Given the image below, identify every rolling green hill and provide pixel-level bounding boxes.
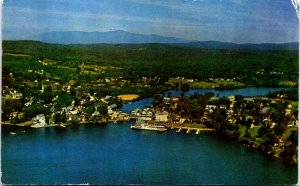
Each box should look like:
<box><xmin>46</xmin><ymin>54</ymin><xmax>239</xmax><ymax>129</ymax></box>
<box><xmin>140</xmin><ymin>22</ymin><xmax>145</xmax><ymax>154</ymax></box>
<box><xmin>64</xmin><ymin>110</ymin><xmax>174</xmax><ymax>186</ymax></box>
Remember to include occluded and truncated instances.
<box><xmin>3</xmin><ymin>40</ymin><xmax>298</xmax><ymax>86</ymax></box>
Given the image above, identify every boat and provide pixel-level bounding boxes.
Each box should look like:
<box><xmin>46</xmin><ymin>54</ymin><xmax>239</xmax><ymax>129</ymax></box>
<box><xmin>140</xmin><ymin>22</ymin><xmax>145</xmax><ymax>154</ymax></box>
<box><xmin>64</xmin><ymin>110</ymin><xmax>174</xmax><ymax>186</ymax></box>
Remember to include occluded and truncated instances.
<box><xmin>130</xmin><ymin>123</ymin><xmax>167</xmax><ymax>132</ymax></box>
<box><xmin>9</xmin><ymin>132</ymin><xmax>16</xmax><ymax>135</ymax></box>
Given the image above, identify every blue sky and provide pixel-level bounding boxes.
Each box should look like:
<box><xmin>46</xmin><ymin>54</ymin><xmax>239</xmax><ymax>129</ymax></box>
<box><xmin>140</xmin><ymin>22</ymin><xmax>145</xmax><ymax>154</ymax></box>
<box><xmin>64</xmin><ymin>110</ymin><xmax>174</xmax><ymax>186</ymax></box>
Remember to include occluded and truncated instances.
<box><xmin>3</xmin><ymin>0</ymin><xmax>299</xmax><ymax>43</ymax></box>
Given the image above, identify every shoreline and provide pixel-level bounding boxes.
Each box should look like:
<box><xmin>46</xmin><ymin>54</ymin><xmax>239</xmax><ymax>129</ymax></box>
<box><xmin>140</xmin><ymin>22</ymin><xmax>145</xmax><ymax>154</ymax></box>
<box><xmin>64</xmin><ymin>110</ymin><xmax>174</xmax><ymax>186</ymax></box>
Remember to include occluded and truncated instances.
<box><xmin>2</xmin><ymin>87</ymin><xmax>297</xmax><ymax>165</ymax></box>
<box><xmin>2</xmin><ymin>121</ymin><xmax>297</xmax><ymax>165</ymax></box>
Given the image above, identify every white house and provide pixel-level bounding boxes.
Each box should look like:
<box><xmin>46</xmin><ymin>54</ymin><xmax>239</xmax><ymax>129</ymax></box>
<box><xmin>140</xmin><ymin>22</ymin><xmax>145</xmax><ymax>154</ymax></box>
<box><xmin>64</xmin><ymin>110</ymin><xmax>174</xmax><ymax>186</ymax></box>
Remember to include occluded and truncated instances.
<box><xmin>31</xmin><ymin>114</ymin><xmax>47</xmax><ymax>128</ymax></box>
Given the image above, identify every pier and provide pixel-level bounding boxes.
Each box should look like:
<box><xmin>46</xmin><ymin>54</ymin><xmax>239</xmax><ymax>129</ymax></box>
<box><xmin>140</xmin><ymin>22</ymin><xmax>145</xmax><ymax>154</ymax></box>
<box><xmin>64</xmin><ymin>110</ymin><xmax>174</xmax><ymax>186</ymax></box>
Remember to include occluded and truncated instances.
<box><xmin>174</xmin><ymin>126</ymin><xmax>215</xmax><ymax>134</ymax></box>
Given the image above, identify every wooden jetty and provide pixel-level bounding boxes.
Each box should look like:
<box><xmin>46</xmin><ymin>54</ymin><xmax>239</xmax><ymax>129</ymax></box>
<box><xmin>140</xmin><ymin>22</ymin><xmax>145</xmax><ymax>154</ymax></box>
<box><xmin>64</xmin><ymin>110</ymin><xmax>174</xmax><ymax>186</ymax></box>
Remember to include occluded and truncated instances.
<box><xmin>176</xmin><ymin>128</ymin><xmax>182</xmax><ymax>133</ymax></box>
<box><xmin>174</xmin><ymin>126</ymin><xmax>215</xmax><ymax>135</ymax></box>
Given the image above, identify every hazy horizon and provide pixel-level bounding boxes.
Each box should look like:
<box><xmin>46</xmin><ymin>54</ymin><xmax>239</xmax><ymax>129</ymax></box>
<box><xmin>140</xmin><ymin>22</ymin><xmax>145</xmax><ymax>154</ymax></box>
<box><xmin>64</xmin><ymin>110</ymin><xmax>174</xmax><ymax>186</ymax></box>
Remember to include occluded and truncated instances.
<box><xmin>3</xmin><ymin>0</ymin><xmax>299</xmax><ymax>43</ymax></box>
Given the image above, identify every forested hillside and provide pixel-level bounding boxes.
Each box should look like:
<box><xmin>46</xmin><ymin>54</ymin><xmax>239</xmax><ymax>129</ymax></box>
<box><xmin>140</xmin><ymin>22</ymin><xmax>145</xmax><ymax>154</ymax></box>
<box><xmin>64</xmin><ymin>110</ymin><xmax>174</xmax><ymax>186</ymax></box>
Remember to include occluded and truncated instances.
<box><xmin>3</xmin><ymin>40</ymin><xmax>298</xmax><ymax>86</ymax></box>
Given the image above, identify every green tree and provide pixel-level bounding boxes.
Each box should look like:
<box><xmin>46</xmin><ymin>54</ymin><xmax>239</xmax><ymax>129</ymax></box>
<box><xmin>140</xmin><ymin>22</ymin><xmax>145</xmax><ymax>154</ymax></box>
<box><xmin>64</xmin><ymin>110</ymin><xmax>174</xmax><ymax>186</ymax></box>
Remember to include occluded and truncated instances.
<box><xmin>280</xmin><ymin>144</ymin><xmax>297</xmax><ymax>163</ymax></box>
<box><xmin>274</xmin><ymin>121</ymin><xmax>287</xmax><ymax>136</ymax></box>
<box><xmin>245</xmin><ymin>118</ymin><xmax>253</xmax><ymax>127</ymax></box>
<box><xmin>24</xmin><ymin>103</ymin><xmax>48</xmax><ymax>119</ymax></box>
<box><xmin>270</xmin><ymin>110</ymin><xmax>284</xmax><ymax>122</ymax></box>
<box><xmin>55</xmin><ymin>93</ymin><xmax>73</xmax><ymax>109</ymax></box>
<box><xmin>181</xmin><ymin>83</ymin><xmax>190</xmax><ymax>91</ymax></box>
<box><xmin>2</xmin><ymin>99</ymin><xmax>22</xmax><ymax>121</ymax></box>
<box><xmin>97</xmin><ymin>102</ymin><xmax>108</xmax><ymax>115</ymax></box>
<box><xmin>86</xmin><ymin>105</ymin><xmax>96</xmax><ymax>115</ymax></box>
<box><xmin>152</xmin><ymin>94</ymin><xmax>164</xmax><ymax>107</ymax></box>
<box><xmin>54</xmin><ymin>112</ymin><xmax>67</xmax><ymax>124</ymax></box>
<box><xmin>288</xmin><ymin>130</ymin><xmax>298</xmax><ymax>145</ymax></box>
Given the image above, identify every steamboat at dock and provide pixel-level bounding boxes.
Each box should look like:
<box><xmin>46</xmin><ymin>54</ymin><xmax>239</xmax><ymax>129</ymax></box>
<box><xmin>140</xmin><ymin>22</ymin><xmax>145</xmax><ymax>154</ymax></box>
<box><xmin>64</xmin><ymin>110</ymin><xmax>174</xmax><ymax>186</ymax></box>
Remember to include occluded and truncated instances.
<box><xmin>130</xmin><ymin>122</ymin><xmax>167</xmax><ymax>132</ymax></box>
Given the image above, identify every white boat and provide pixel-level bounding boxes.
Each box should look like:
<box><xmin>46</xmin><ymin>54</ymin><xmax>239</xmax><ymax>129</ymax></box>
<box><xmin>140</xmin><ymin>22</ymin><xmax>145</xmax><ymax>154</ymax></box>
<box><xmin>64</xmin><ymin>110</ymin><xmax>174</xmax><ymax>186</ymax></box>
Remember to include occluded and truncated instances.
<box><xmin>130</xmin><ymin>123</ymin><xmax>167</xmax><ymax>132</ymax></box>
<box><xmin>9</xmin><ymin>132</ymin><xmax>16</xmax><ymax>135</ymax></box>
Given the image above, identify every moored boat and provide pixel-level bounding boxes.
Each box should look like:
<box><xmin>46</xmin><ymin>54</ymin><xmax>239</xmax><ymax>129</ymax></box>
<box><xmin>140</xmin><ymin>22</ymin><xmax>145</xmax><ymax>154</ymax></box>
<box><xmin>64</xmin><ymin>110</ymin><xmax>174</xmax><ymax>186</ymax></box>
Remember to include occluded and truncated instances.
<box><xmin>130</xmin><ymin>123</ymin><xmax>167</xmax><ymax>132</ymax></box>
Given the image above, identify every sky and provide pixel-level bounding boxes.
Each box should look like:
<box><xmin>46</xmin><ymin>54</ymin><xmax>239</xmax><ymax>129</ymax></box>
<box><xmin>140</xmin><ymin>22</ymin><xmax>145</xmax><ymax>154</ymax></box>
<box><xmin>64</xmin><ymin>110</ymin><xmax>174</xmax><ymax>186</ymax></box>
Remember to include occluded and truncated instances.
<box><xmin>3</xmin><ymin>0</ymin><xmax>299</xmax><ymax>43</ymax></box>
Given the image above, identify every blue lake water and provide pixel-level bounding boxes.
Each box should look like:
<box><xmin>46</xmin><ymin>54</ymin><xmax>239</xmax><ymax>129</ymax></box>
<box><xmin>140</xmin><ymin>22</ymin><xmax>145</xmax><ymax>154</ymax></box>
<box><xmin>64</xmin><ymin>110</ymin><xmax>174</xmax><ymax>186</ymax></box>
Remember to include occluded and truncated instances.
<box><xmin>2</xmin><ymin>87</ymin><xmax>297</xmax><ymax>184</ymax></box>
<box><xmin>121</xmin><ymin>87</ymin><xmax>285</xmax><ymax>113</ymax></box>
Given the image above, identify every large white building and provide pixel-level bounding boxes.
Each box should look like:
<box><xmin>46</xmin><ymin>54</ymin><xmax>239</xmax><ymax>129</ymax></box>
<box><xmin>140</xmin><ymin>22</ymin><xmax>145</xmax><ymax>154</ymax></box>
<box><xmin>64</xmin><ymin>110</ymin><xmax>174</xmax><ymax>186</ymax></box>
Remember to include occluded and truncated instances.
<box><xmin>155</xmin><ymin>111</ymin><xmax>169</xmax><ymax>122</ymax></box>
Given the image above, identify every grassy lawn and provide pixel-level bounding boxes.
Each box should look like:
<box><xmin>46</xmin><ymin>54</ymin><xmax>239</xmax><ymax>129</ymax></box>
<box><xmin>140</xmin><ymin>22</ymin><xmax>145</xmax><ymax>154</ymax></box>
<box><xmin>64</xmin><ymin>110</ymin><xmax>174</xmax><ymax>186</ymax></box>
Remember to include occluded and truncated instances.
<box><xmin>182</xmin><ymin>123</ymin><xmax>206</xmax><ymax>128</ymax></box>
<box><xmin>17</xmin><ymin>120</ymin><xmax>33</xmax><ymax>126</ymax></box>
<box><xmin>2</xmin><ymin>120</ymin><xmax>34</xmax><ymax>126</ymax></box>
<box><xmin>238</xmin><ymin>124</ymin><xmax>261</xmax><ymax>138</ymax></box>
<box><xmin>278</xmin><ymin>81</ymin><xmax>297</xmax><ymax>86</ymax></box>
<box><xmin>78</xmin><ymin>64</ymin><xmax>118</xmax><ymax>74</ymax></box>
<box><xmin>249</xmin><ymin>125</ymin><xmax>261</xmax><ymax>137</ymax></box>
<box><xmin>213</xmin><ymin>80</ymin><xmax>245</xmax><ymax>87</ymax></box>
<box><xmin>189</xmin><ymin>81</ymin><xmax>219</xmax><ymax>88</ymax></box>
<box><xmin>238</xmin><ymin>125</ymin><xmax>246</xmax><ymax>138</ymax></box>
<box><xmin>189</xmin><ymin>80</ymin><xmax>245</xmax><ymax>88</ymax></box>
<box><xmin>57</xmin><ymin>65</ymin><xmax>77</xmax><ymax>72</ymax></box>
<box><xmin>290</xmin><ymin>101</ymin><xmax>298</xmax><ymax>109</ymax></box>
<box><xmin>255</xmin><ymin>137</ymin><xmax>266</xmax><ymax>144</ymax></box>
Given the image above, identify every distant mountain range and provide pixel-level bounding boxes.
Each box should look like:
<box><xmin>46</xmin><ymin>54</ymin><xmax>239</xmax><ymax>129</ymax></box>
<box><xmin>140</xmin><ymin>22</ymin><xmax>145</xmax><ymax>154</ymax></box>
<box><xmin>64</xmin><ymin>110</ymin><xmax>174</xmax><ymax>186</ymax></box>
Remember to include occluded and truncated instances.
<box><xmin>27</xmin><ymin>30</ymin><xmax>189</xmax><ymax>44</ymax></box>
<box><xmin>174</xmin><ymin>41</ymin><xmax>299</xmax><ymax>50</ymax></box>
<box><xmin>25</xmin><ymin>30</ymin><xmax>298</xmax><ymax>50</ymax></box>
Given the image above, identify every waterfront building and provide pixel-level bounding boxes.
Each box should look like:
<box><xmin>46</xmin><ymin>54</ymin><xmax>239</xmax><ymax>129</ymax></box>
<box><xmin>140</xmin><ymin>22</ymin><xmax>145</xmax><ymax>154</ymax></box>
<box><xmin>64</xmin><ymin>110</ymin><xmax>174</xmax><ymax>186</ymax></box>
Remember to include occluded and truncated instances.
<box><xmin>155</xmin><ymin>111</ymin><xmax>169</xmax><ymax>123</ymax></box>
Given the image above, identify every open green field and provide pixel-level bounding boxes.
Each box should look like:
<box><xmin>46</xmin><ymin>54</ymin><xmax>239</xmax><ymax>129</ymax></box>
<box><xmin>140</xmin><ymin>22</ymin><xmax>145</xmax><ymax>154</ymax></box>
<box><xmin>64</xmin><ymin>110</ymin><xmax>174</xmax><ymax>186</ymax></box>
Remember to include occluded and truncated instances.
<box><xmin>182</xmin><ymin>123</ymin><xmax>207</xmax><ymax>128</ymax></box>
<box><xmin>189</xmin><ymin>81</ymin><xmax>219</xmax><ymax>88</ymax></box>
<box><xmin>213</xmin><ymin>80</ymin><xmax>245</xmax><ymax>87</ymax></box>
<box><xmin>188</xmin><ymin>80</ymin><xmax>245</xmax><ymax>89</ymax></box>
<box><xmin>249</xmin><ymin>125</ymin><xmax>261</xmax><ymax>137</ymax></box>
<box><xmin>278</xmin><ymin>81</ymin><xmax>297</xmax><ymax>86</ymax></box>
<box><xmin>238</xmin><ymin>124</ymin><xmax>261</xmax><ymax>138</ymax></box>
<box><xmin>1</xmin><ymin>120</ymin><xmax>33</xmax><ymax>126</ymax></box>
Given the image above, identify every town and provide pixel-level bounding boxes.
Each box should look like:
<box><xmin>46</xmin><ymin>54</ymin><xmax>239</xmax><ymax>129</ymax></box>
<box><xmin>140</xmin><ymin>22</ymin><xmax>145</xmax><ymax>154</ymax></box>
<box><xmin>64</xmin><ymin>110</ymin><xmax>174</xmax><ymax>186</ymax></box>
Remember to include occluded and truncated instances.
<box><xmin>2</xmin><ymin>60</ymin><xmax>298</xmax><ymax>164</ymax></box>
<box><xmin>2</xmin><ymin>0</ymin><xmax>299</xmax><ymax>184</ymax></box>
<box><xmin>129</xmin><ymin>92</ymin><xmax>298</xmax><ymax>164</ymax></box>
<box><xmin>2</xmin><ymin>42</ymin><xmax>298</xmax><ymax>165</ymax></box>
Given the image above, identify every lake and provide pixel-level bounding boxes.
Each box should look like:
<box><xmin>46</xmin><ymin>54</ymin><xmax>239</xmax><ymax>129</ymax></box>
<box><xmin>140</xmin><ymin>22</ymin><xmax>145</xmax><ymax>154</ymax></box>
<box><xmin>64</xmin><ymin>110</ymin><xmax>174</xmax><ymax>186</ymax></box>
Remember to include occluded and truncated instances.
<box><xmin>2</xmin><ymin>87</ymin><xmax>297</xmax><ymax>184</ymax></box>
<box><xmin>121</xmin><ymin>87</ymin><xmax>286</xmax><ymax>113</ymax></box>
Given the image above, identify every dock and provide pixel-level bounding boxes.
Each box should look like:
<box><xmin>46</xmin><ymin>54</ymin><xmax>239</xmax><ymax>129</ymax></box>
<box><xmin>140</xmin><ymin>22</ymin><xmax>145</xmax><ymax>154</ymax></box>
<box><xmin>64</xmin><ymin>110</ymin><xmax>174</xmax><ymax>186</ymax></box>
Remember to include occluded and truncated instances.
<box><xmin>176</xmin><ymin>128</ymin><xmax>182</xmax><ymax>133</ymax></box>
<box><xmin>174</xmin><ymin>126</ymin><xmax>215</xmax><ymax>134</ymax></box>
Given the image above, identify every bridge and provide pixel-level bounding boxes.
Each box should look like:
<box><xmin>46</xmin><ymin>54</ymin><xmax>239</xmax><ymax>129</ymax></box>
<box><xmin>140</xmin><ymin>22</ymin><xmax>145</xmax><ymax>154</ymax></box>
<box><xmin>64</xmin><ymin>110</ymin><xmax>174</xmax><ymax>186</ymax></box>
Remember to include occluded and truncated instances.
<box><xmin>174</xmin><ymin>126</ymin><xmax>215</xmax><ymax>134</ymax></box>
